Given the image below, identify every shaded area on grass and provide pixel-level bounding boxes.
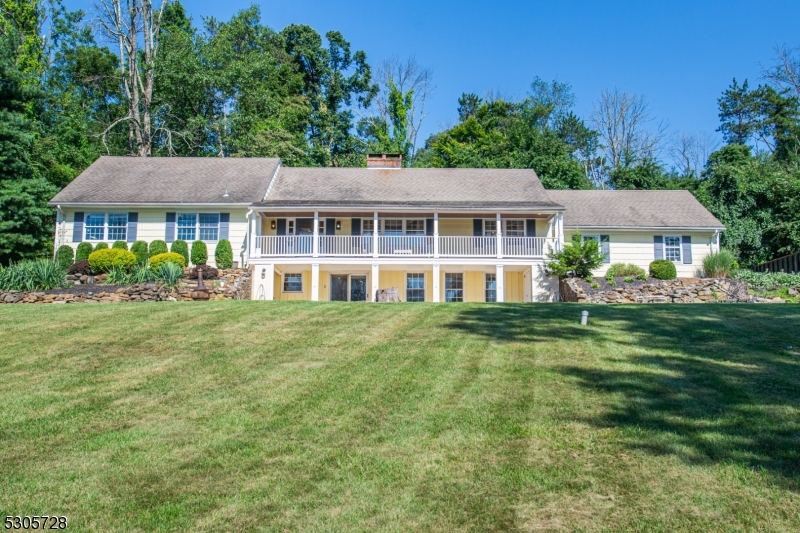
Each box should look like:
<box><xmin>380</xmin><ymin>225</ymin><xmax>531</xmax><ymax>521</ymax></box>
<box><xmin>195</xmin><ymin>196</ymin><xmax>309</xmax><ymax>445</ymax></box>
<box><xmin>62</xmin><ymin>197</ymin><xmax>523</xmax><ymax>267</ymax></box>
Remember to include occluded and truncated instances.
<box><xmin>447</xmin><ymin>304</ymin><xmax>800</xmax><ymax>486</ymax></box>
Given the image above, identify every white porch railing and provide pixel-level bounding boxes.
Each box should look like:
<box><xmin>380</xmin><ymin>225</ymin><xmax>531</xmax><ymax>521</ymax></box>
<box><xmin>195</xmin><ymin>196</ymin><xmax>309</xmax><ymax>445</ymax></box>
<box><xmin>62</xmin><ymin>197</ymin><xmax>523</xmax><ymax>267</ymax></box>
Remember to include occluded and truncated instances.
<box><xmin>253</xmin><ymin>235</ymin><xmax>557</xmax><ymax>259</ymax></box>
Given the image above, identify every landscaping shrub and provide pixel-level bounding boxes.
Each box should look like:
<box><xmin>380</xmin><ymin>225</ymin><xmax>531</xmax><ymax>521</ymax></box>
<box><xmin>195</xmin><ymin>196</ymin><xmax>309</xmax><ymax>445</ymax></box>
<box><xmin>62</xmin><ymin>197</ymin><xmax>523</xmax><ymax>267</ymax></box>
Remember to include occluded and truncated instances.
<box><xmin>128</xmin><ymin>264</ymin><xmax>155</xmax><ymax>284</ymax></box>
<box><xmin>188</xmin><ymin>265</ymin><xmax>219</xmax><ymax>279</ymax></box>
<box><xmin>67</xmin><ymin>260</ymin><xmax>93</xmax><ymax>276</ymax></box>
<box><xmin>170</xmin><ymin>239</ymin><xmax>189</xmax><ymax>266</ymax></box>
<box><xmin>155</xmin><ymin>261</ymin><xmax>183</xmax><ymax>287</ymax></box>
<box><xmin>112</xmin><ymin>240</ymin><xmax>128</xmax><ymax>250</ymax></box>
<box><xmin>0</xmin><ymin>260</ymin><xmax>68</xmax><ymax>291</ymax></box>
<box><xmin>104</xmin><ymin>266</ymin><xmax>129</xmax><ymax>285</ymax></box>
<box><xmin>605</xmin><ymin>263</ymin><xmax>647</xmax><ymax>281</ymax></box>
<box><xmin>88</xmin><ymin>249</ymin><xmax>137</xmax><ymax>273</ymax></box>
<box><xmin>731</xmin><ymin>269</ymin><xmax>800</xmax><ymax>289</ymax></box>
<box><xmin>703</xmin><ymin>249</ymin><xmax>737</xmax><ymax>278</ymax></box>
<box><xmin>149</xmin><ymin>252</ymin><xmax>186</xmax><ymax>270</ymax></box>
<box><xmin>191</xmin><ymin>240</ymin><xmax>207</xmax><ymax>266</ymax></box>
<box><xmin>55</xmin><ymin>245</ymin><xmax>74</xmax><ymax>269</ymax></box>
<box><xmin>546</xmin><ymin>233</ymin><xmax>604</xmax><ymax>278</ymax></box>
<box><xmin>215</xmin><ymin>239</ymin><xmax>233</xmax><ymax>269</ymax></box>
<box><xmin>149</xmin><ymin>240</ymin><xmax>168</xmax><ymax>257</ymax></box>
<box><xmin>649</xmin><ymin>259</ymin><xmax>677</xmax><ymax>280</ymax></box>
<box><xmin>94</xmin><ymin>242</ymin><xmax>109</xmax><ymax>251</ymax></box>
<box><xmin>130</xmin><ymin>241</ymin><xmax>148</xmax><ymax>265</ymax></box>
<box><xmin>623</xmin><ymin>276</ymin><xmax>635</xmax><ymax>283</ymax></box>
<box><xmin>75</xmin><ymin>242</ymin><xmax>93</xmax><ymax>262</ymax></box>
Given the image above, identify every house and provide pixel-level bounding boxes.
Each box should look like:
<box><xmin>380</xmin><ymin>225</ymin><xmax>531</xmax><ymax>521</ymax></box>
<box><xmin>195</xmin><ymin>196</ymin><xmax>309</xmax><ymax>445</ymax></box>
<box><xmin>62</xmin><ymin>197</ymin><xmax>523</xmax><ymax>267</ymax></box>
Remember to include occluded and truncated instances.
<box><xmin>49</xmin><ymin>154</ymin><xmax>724</xmax><ymax>302</ymax></box>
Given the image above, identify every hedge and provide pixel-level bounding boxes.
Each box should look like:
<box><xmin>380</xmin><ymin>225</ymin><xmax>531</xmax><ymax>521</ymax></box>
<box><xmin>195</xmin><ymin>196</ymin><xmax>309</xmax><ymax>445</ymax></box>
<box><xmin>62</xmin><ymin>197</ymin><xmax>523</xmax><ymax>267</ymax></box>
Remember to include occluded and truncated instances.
<box><xmin>75</xmin><ymin>242</ymin><xmax>93</xmax><ymax>262</ymax></box>
<box><xmin>149</xmin><ymin>240</ymin><xmax>168</xmax><ymax>257</ymax></box>
<box><xmin>112</xmin><ymin>240</ymin><xmax>128</xmax><ymax>250</ymax></box>
<box><xmin>94</xmin><ymin>242</ymin><xmax>109</xmax><ymax>251</ymax></box>
<box><xmin>55</xmin><ymin>245</ymin><xmax>74</xmax><ymax>269</ymax></box>
<box><xmin>130</xmin><ymin>241</ymin><xmax>148</xmax><ymax>265</ymax></box>
<box><xmin>88</xmin><ymin>248</ymin><xmax>137</xmax><ymax>273</ymax></box>
<box><xmin>170</xmin><ymin>239</ymin><xmax>190</xmax><ymax>266</ymax></box>
<box><xmin>191</xmin><ymin>240</ymin><xmax>207</xmax><ymax>266</ymax></box>
<box><xmin>649</xmin><ymin>260</ymin><xmax>677</xmax><ymax>280</ymax></box>
<box><xmin>149</xmin><ymin>252</ymin><xmax>187</xmax><ymax>270</ymax></box>
<box><xmin>215</xmin><ymin>239</ymin><xmax>233</xmax><ymax>269</ymax></box>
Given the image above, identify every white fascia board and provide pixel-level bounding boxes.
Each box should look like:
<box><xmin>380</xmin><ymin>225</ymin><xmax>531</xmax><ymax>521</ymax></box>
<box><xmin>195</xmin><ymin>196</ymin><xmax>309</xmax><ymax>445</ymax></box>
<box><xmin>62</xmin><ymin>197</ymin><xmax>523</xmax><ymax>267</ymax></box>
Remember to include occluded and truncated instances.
<box><xmin>250</xmin><ymin>205</ymin><xmax>565</xmax><ymax>214</ymax></box>
<box><xmin>50</xmin><ymin>202</ymin><xmax>251</xmax><ymax>208</ymax></box>
<box><xmin>565</xmin><ymin>225</ymin><xmax>725</xmax><ymax>231</ymax></box>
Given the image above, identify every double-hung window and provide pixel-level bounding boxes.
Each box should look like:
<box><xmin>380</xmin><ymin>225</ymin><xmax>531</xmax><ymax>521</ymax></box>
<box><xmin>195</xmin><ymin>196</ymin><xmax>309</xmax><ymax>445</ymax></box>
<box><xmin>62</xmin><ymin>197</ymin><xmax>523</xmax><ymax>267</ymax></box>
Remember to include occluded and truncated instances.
<box><xmin>177</xmin><ymin>214</ymin><xmax>197</xmax><ymax>241</ymax></box>
<box><xmin>484</xmin><ymin>220</ymin><xmax>497</xmax><ymax>236</ymax></box>
<box><xmin>85</xmin><ymin>213</ymin><xmax>127</xmax><ymax>241</ymax></box>
<box><xmin>362</xmin><ymin>219</ymin><xmax>374</xmax><ymax>235</ymax></box>
<box><xmin>505</xmin><ymin>220</ymin><xmax>525</xmax><ymax>237</ymax></box>
<box><xmin>199</xmin><ymin>214</ymin><xmax>220</xmax><ymax>240</ymax></box>
<box><xmin>283</xmin><ymin>273</ymin><xmax>303</xmax><ymax>292</ymax></box>
<box><xmin>445</xmin><ymin>273</ymin><xmax>463</xmax><ymax>302</ymax></box>
<box><xmin>177</xmin><ymin>213</ymin><xmax>221</xmax><ymax>241</ymax></box>
<box><xmin>405</xmin><ymin>220</ymin><xmax>425</xmax><ymax>235</ymax></box>
<box><xmin>406</xmin><ymin>273</ymin><xmax>425</xmax><ymax>302</ymax></box>
<box><xmin>664</xmin><ymin>236</ymin><xmax>682</xmax><ymax>262</ymax></box>
<box><xmin>485</xmin><ymin>273</ymin><xmax>497</xmax><ymax>302</ymax></box>
<box><xmin>383</xmin><ymin>219</ymin><xmax>403</xmax><ymax>235</ymax></box>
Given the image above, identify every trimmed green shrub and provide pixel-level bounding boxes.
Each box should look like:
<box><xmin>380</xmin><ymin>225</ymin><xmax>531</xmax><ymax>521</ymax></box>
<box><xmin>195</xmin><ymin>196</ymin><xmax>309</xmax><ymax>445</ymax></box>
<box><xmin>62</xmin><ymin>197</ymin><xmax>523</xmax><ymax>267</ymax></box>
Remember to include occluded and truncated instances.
<box><xmin>215</xmin><ymin>239</ymin><xmax>233</xmax><ymax>269</ymax></box>
<box><xmin>130</xmin><ymin>241</ymin><xmax>148</xmax><ymax>265</ymax></box>
<box><xmin>155</xmin><ymin>261</ymin><xmax>183</xmax><ymax>287</ymax></box>
<box><xmin>149</xmin><ymin>240</ymin><xmax>168</xmax><ymax>257</ymax></box>
<box><xmin>55</xmin><ymin>245</ymin><xmax>74</xmax><ymax>269</ymax></box>
<box><xmin>88</xmin><ymin>249</ymin><xmax>137</xmax><ymax>273</ymax></box>
<box><xmin>546</xmin><ymin>232</ymin><xmax>604</xmax><ymax>278</ymax></box>
<box><xmin>649</xmin><ymin>260</ymin><xmax>677</xmax><ymax>280</ymax></box>
<box><xmin>703</xmin><ymin>249</ymin><xmax>737</xmax><ymax>278</ymax></box>
<box><xmin>191</xmin><ymin>240</ymin><xmax>208</xmax><ymax>266</ymax></box>
<box><xmin>170</xmin><ymin>239</ymin><xmax>189</xmax><ymax>266</ymax></box>
<box><xmin>149</xmin><ymin>252</ymin><xmax>186</xmax><ymax>270</ymax></box>
<box><xmin>75</xmin><ymin>242</ymin><xmax>93</xmax><ymax>262</ymax></box>
<box><xmin>112</xmin><ymin>240</ymin><xmax>128</xmax><ymax>250</ymax></box>
<box><xmin>605</xmin><ymin>263</ymin><xmax>647</xmax><ymax>281</ymax></box>
<box><xmin>94</xmin><ymin>242</ymin><xmax>109</xmax><ymax>251</ymax></box>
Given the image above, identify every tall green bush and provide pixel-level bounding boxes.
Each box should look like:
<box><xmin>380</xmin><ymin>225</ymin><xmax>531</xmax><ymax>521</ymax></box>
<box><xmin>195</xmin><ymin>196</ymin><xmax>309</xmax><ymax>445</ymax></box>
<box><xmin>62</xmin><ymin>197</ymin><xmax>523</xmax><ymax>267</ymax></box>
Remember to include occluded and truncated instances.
<box><xmin>75</xmin><ymin>242</ymin><xmax>93</xmax><ymax>262</ymax></box>
<box><xmin>94</xmin><ymin>242</ymin><xmax>109</xmax><ymax>251</ymax></box>
<box><xmin>112</xmin><ymin>240</ymin><xmax>128</xmax><ymax>250</ymax></box>
<box><xmin>546</xmin><ymin>233</ymin><xmax>604</xmax><ymax>278</ymax></box>
<box><xmin>170</xmin><ymin>239</ymin><xmax>189</xmax><ymax>266</ymax></box>
<box><xmin>149</xmin><ymin>240</ymin><xmax>168</xmax><ymax>257</ymax></box>
<box><xmin>703</xmin><ymin>249</ymin><xmax>737</xmax><ymax>278</ymax></box>
<box><xmin>649</xmin><ymin>260</ymin><xmax>677</xmax><ymax>280</ymax></box>
<box><xmin>55</xmin><ymin>245</ymin><xmax>74</xmax><ymax>269</ymax></box>
<box><xmin>88</xmin><ymin>249</ymin><xmax>137</xmax><ymax>273</ymax></box>
<box><xmin>215</xmin><ymin>239</ymin><xmax>233</xmax><ymax>269</ymax></box>
<box><xmin>191</xmin><ymin>240</ymin><xmax>208</xmax><ymax>266</ymax></box>
<box><xmin>130</xmin><ymin>241</ymin><xmax>148</xmax><ymax>265</ymax></box>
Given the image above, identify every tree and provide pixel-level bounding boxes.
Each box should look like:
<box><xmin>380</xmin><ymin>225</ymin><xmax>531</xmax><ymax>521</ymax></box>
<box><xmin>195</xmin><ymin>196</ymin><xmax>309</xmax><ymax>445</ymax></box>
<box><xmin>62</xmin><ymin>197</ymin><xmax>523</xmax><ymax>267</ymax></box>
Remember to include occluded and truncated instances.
<box><xmin>546</xmin><ymin>232</ymin><xmax>604</xmax><ymax>278</ymax></box>
<box><xmin>717</xmin><ymin>79</ymin><xmax>759</xmax><ymax>146</ymax></box>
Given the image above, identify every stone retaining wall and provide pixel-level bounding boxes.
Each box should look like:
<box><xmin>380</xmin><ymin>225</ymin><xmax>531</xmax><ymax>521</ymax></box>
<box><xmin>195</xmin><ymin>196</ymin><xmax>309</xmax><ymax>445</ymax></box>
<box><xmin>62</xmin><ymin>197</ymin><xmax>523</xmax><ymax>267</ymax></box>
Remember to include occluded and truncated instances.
<box><xmin>560</xmin><ymin>277</ymin><xmax>776</xmax><ymax>304</ymax></box>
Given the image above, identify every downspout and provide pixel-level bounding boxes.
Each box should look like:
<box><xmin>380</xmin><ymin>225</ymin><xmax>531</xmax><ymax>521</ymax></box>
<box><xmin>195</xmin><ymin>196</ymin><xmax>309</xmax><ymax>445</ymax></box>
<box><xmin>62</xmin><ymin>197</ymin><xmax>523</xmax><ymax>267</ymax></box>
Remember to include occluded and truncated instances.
<box><xmin>54</xmin><ymin>205</ymin><xmax>65</xmax><ymax>258</ymax></box>
<box><xmin>244</xmin><ymin>208</ymin><xmax>253</xmax><ymax>268</ymax></box>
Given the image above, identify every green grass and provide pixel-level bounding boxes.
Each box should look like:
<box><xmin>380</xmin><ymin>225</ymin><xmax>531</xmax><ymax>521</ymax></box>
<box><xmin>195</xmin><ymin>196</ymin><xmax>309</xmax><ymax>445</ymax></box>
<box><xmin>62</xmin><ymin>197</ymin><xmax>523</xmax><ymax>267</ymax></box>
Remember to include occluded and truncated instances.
<box><xmin>1</xmin><ymin>302</ymin><xmax>799</xmax><ymax>532</ymax></box>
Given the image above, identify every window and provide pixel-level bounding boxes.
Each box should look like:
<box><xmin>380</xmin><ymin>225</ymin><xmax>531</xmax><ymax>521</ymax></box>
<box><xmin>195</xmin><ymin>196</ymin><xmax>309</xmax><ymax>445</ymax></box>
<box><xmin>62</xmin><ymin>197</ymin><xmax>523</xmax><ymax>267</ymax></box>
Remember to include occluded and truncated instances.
<box><xmin>505</xmin><ymin>220</ymin><xmax>525</xmax><ymax>237</ymax></box>
<box><xmin>406</xmin><ymin>220</ymin><xmax>425</xmax><ymax>235</ymax></box>
<box><xmin>199</xmin><ymin>214</ymin><xmax>220</xmax><ymax>240</ymax></box>
<box><xmin>383</xmin><ymin>219</ymin><xmax>403</xmax><ymax>235</ymax></box>
<box><xmin>484</xmin><ymin>220</ymin><xmax>497</xmax><ymax>236</ymax></box>
<box><xmin>445</xmin><ymin>273</ymin><xmax>463</xmax><ymax>302</ymax></box>
<box><xmin>362</xmin><ymin>219</ymin><xmax>374</xmax><ymax>235</ymax></box>
<box><xmin>288</xmin><ymin>220</ymin><xmax>295</xmax><ymax>235</ymax></box>
<box><xmin>283</xmin><ymin>273</ymin><xmax>303</xmax><ymax>292</ymax></box>
<box><xmin>406</xmin><ymin>273</ymin><xmax>425</xmax><ymax>302</ymax></box>
<box><xmin>85</xmin><ymin>213</ymin><xmax>106</xmax><ymax>241</ymax></box>
<box><xmin>665</xmin><ymin>236</ymin><xmax>682</xmax><ymax>262</ymax></box>
<box><xmin>485</xmin><ymin>273</ymin><xmax>497</xmax><ymax>302</ymax></box>
<box><xmin>107</xmin><ymin>214</ymin><xmax>128</xmax><ymax>241</ymax></box>
<box><xmin>177</xmin><ymin>214</ymin><xmax>197</xmax><ymax>241</ymax></box>
<box><xmin>582</xmin><ymin>235</ymin><xmax>600</xmax><ymax>244</ymax></box>
<box><xmin>318</xmin><ymin>219</ymin><xmax>325</xmax><ymax>234</ymax></box>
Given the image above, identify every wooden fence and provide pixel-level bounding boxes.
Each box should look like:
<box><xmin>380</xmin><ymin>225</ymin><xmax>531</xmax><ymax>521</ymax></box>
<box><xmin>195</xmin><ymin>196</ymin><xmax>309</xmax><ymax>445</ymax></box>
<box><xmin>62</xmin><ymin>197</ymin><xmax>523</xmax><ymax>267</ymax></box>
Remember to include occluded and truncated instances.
<box><xmin>753</xmin><ymin>251</ymin><xmax>800</xmax><ymax>274</ymax></box>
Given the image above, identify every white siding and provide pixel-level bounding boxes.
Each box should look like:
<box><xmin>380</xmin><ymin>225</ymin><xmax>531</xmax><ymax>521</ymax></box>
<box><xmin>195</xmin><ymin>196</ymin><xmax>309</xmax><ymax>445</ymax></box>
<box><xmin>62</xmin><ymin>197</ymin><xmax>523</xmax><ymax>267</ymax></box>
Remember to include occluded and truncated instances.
<box><xmin>565</xmin><ymin>230</ymin><xmax>719</xmax><ymax>278</ymax></box>
<box><xmin>55</xmin><ymin>207</ymin><xmax>250</xmax><ymax>267</ymax></box>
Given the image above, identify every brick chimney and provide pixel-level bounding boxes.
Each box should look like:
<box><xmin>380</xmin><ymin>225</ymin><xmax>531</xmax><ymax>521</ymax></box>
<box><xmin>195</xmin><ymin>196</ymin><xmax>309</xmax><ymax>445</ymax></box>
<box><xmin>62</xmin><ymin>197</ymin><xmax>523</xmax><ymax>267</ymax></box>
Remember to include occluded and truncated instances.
<box><xmin>366</xmin><ymin>153</ymin><xmax>402</xmax><ymax>168</ymax></box>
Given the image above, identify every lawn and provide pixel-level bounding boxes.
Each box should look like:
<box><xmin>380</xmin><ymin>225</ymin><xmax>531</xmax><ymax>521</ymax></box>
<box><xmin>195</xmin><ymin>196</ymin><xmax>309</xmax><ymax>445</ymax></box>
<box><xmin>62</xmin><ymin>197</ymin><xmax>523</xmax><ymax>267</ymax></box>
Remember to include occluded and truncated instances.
<box><xmin>1</xmin><ymin>302</ymin><xmax>799</xmax><ymax>532</ymax></box>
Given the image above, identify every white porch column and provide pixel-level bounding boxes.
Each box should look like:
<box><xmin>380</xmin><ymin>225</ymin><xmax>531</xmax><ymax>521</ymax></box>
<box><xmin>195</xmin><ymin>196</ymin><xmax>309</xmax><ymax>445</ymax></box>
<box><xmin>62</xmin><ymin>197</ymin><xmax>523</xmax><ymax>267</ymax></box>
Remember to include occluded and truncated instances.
<box><xmin>313</xmin><ymin>211</ymin><xmax>319</xmax><ymax>257</ymax></box>
<box><xmin>433</xmin><ymin>212</ymin><xmax>439</xmax><ymax>258</ymax></box>
<box><xmin>372</xmin><ymin>211</ymin><xmax>379</xmax><ymax>258</ymax></box>
<box><xmin>371</xmin><ymin>264</ymin><xmax>379</xmax><ymax>302</ymax></box>
<box><xmin>251</xmin><ymin>263</ymin><xmax>274</xmax><ymax>300</ymax></box>
<box><xmin>496</xmin><ymin>264</ymin><xmax>505</xmax><ymax>302</ymax></box>
<box><xmin>311</xmin><ymin>263</ymin><xmax>320</xmax><ymax>301</ymax></box>
<box><xmin>496</xmin><ymin>213</ymin><xmax>503</xmax><ymax>259</ymax></box>
<box><xmin>557</xmin><ymin>213</ymin><xmax>565</xmax><ymax>250</ymax></box>
<box><xmin>250</xmin><ymin>215</ymin><xmax>259</xmax><ymax>258</ymax></box>
<box><xmin>432</xmin><ymin>264</ymin><xmax>440</xmax><ymax>302</ymax></box>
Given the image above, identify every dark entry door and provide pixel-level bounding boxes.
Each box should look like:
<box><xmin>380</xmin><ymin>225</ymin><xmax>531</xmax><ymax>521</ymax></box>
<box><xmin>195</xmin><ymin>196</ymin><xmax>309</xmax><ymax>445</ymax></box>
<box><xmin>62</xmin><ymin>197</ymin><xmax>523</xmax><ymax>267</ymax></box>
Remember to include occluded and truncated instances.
<box><xmin>350</xmin><ymin>276</ymin><xmax>367</xmax><ymax>302</ymax></box>
<box><xmin>331</xmin><ymin>275</ymin><xmax>348</xmax><ymax>301</ymax></box>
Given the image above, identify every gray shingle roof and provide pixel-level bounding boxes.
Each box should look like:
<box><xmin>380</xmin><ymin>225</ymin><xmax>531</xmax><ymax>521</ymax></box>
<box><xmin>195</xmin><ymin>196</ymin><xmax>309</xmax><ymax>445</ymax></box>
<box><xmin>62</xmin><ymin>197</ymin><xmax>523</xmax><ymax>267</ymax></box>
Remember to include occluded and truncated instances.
<box><xmin>258</xmin><ymin>167</ymin><xmax>564</xmax><ymax>210</ymax></box>
<box><xmin>546</xmin><ymin>190</ymin><xmax>725</xmax><ymax>229</ymax></box>
<box><xmin>49</xmin><ymin>156</ymin><xmax>280</xmax><ymax>205</ymax></box>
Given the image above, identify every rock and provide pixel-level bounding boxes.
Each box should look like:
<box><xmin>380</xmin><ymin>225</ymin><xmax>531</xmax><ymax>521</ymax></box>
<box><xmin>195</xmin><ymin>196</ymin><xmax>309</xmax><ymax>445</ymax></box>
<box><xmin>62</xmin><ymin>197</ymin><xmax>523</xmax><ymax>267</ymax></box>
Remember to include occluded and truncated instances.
<box><xmin>789</xmin><ymin>287</ymin><xmax>798</xmax><ymax>296</ymax></box>
<box><xmin>375</xmin><ymin>288</ymin><xmax>400</xmax><ymax>302</ymax></box>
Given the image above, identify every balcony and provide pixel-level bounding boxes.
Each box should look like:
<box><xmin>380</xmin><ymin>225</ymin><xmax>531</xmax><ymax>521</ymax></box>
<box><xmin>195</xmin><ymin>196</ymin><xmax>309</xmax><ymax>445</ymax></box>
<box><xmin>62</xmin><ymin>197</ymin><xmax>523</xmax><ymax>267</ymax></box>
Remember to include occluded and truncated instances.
<box><xmin>251</xmin><ymin>235</ymin><xmax>558</xmax><ymax>259</ymax></box>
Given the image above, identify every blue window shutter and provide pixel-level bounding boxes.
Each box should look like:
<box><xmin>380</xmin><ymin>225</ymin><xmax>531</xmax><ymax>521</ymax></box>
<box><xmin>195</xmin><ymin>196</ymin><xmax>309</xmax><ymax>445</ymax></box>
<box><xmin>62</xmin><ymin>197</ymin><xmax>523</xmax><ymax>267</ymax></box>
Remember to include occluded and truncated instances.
<box><xmin>526</xmin><ymin>219</ymin><xmax>536</xmax><ymax>237</ymax></box>
<box><xmin>473</xmin><ymin>219</ymin><xmax>483</xmax><ymax>236</ymax></box>
<box><xmin>682</xmin><ymin>236</ymin><xmax>692</xmax><ymax>264</ymax></box>
<box><xmin>276</xmin><ymin>218</ymin><xmax>287</xmax><ymax>236</ymax></box>
<box><xmin>127</xmin><ymin>212</ymin><xmax>138</xmax><ymax>242</ymax></box>
<box><xmin>165</xmin><ymin>212</ymin><xmax>176</xmax><ymax>243</ymax></box>
<box><xmin>351</xmin><ymin>218</ymin><xmax>361</xmax><ymax>236</ymax></box>
<box><xmin>426</xmin><ymin>218</ymin><xmax>434</xmax><ymax>236</ymax></box>
<box><xmin>219</xmin><ymin>213</ymin><xmax>230</xmax><ymax>240</ymax></box>
<box><xmin>600</xmin><ymin>235</ymin><xmax>610</xmax><ymax>264</ymax></box>
<box><xmin>325</xmin><ymin>218</ymin><xmax>335</xmax><ymax>236</ymax></box>
<box><xmin>654</xmin><ymin>236</ymin><xmax>664</xmax><ymax>260</ymax></box>
<box><xmin>73</xmin><ymin>212</ymin><xmax>84</xmax><ymax>242</ymax></box>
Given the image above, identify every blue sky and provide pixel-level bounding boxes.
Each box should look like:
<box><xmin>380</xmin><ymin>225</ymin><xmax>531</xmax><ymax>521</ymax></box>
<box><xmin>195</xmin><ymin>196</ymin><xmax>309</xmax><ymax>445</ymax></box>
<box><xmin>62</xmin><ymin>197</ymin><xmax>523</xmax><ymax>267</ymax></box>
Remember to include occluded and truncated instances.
<box><xmin>67</xmin><ymin>0</ymin><xmax>800</xmax><ymax>156</ymax></box>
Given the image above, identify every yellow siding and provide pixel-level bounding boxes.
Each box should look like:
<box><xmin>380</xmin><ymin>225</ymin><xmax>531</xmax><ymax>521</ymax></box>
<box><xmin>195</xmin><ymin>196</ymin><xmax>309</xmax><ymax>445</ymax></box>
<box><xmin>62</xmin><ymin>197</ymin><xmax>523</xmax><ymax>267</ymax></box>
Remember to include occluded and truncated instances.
<box><xmin>319</xmin><ymin>270</ymin><xmax>329</xmax><ymax>301</ymax></box>
<box><xmin>438</xmin><ymin>219</ymin><xmax>473</xmax><ymax>236</ymax></box>
<box><xmin>505</xmin><ymin>271</ymin><xmax>524</xmax><ymax>302</ymax></box>
<box><xmin>425</xmin><ymin>270</ymin><xmax>433</xmax><ymax>302</ymax></box>
<box><xmin>279</xmin><ymin>270</ymin><xmax>311</xmax><ymax>301</ymax></box>
<box><xmin>535</xmin><ymin>219</ymin><xmax>550</xmax><ymax>238</ymax></box>
<box><xmin>379</xmin><ymin>271</ymin><xmax>405</xmax><ymax>302</ymax></box>
<box><xmin>273</xmin><ymin>271</ymin><xmax>281</xmax><ymax>300</ymax></box>
<box><xmin>335</xmin><ymin>218</ymin><xmax>352</xmax><ymax>235</ymax></box>
<box><xmin>464</xmin><ymin>271</ymin><xmax>484</xmax><ymax>302</ymax></box>
<box><xmin>262</xmin><ymin>217</ymin><xmax>277</xmax><ymax>236</ymax></box>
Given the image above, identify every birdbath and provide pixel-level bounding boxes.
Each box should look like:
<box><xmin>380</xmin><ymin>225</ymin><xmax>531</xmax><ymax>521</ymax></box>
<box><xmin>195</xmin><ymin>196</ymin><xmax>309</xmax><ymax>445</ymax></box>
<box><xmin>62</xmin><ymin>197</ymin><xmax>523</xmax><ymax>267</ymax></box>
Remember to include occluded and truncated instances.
<box><xmin>190</xmin><ymin>267</ymin><xmax>210</xmax><ymax>300</ymax></box>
